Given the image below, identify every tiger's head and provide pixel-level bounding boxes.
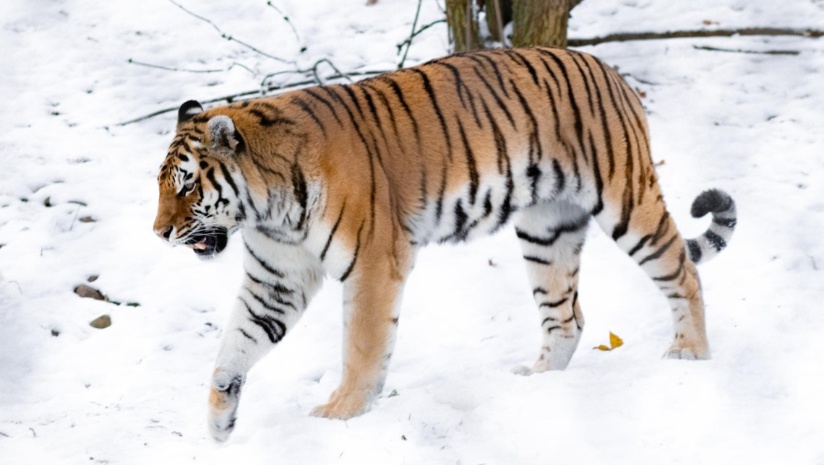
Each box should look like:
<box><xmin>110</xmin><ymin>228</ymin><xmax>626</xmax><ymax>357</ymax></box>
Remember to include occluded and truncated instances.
<box><xmin>153</xmin><ymin>100</ymin><xmax>246</xmax><ymax>259</ymax></box>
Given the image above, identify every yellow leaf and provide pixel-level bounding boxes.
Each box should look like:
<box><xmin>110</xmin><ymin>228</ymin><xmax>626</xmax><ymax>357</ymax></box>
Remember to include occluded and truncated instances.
<box><xmin>593</xmin><ymin>344</ymin><xmax>611</xmax><ymax>351</ymax></box>
<box><xmin>609</xmin><ymin>332</ymin><xmax>624</xmax><ymax>349</ymax></box>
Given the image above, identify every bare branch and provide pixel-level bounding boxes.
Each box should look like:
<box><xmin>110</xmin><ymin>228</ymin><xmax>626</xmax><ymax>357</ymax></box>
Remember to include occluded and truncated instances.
<box><xmin>398</xmin><ymin>0</ymin><xmax>425</xmax><ymax>69</ymax></box>
<box><xmin>127</xmin><ymin>58</ymin><xmax>256</xmax><ymax>75</ymax></box>
<box><xmin>568</xmin><ymin>27</ymin><xmax>824</xmax><ymax>47</ymax></box>
<box><xmin>693</xmin><ymin>45</ymin><xmax>800</xmax><ymax>55</ymax></box>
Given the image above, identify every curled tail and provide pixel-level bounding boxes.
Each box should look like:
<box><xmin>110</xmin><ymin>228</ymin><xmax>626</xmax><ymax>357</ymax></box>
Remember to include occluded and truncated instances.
<box><xmin>685</xmin><ymin>189</ymin><xmax>737</xmax><ymax>265</ymax></box>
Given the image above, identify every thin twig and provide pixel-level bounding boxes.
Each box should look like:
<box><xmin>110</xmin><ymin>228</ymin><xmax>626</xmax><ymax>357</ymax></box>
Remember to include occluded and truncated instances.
<box><xmin>398</xmin><ymin>0</ymin><xmax>424</xmax><ymax>69</ymax></box>
<box><xmin>568</xmin><ymin>27</ymin><xmax>824</xmax><ymax>47</ymax></box>
<box><xmin>266</xmin><ymin>1</ymin><xmax>301</xmax><ymax>44</ymax></box>
<box><xmin>167</xmin><ymin>0</ymin><xmax>294</xmax><ymax>64</ymax></box>
<box><xmin>693</xmin><ymin>45</ymin><xmax>800</xmax><ymax>55</ymax></box>
<box><xmin>313</xmin><ymin>58</ymin><xmax>353</xmax><ymax>84</ymax></box>
<box><xmin>127</xmin><ymin>58</ymin><xmax>256</xmax><ymax>74</ymax></box>
<box><xmin>396</xmin><ymin>19</ymin><xmax>446</xmax><ymax>54</ymax></box>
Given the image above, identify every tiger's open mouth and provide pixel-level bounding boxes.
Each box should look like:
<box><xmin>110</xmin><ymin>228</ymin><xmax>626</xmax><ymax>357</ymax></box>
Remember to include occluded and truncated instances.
<box><xmin>185</xmin><ymin>228</ymin><xmax>229</xmax><ymax>258</ymax></box>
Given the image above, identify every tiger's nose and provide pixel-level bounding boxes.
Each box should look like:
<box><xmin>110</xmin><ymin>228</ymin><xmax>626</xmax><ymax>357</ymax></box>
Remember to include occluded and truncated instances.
<box><xmin>155</xmin><ymin>226</ymin><xmax>173</xmax><ymax>241</ymax></box>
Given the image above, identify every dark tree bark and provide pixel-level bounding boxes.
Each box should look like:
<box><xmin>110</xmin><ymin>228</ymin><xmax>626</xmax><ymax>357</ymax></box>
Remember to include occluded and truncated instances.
<box><xmin>512</xmin><ymin>0</ymin><xmax>582</xmax><ymax>48</ymax></box>
<box><xmin>446</xmin><ymin>0</ymin><xmax>482</xmax><ymax>52</ymax></box>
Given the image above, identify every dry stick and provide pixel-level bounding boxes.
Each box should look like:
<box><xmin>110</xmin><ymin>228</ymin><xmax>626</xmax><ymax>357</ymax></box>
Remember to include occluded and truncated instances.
<box><xmin>396</xmin><ymin>19</ymin><xmax>446</xmax><ymax>56</ymax></box>
<box><xmin>127</xmin><ymin>58</ymin><xmax>256</xmax><ymax>75</ymax></box>
<box><xmin>693</xmin><ymin>45</ymin><xmax>800</xmax><ymax>55</ymax></box>
<box><xmin>167</xmin><ymin>0</ymin><xmax>294</xmax><ymax>64</ymax></box>
<box><xmin>568</xmin><ymin>27</ymin><xmax>824</xmax><ymax>47</ymax></box>
<box><xmin>397</xmin><ymin>0</ymin><xmax>424</xmax><ymax>69</ymax></box>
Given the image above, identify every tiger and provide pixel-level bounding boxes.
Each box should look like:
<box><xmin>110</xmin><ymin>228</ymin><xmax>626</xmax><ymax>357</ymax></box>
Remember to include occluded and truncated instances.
<box><xmin>152</xmin><ymin>47</ymin><xmax>736</xmax><ymax>441</ymax></box>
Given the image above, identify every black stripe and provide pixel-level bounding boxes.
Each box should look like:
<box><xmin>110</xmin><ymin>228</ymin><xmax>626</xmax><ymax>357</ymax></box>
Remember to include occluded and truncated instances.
<box><xmin>472</xmin><ymin>52</ymin><xmax>511</xmax><ymax>98</ymax></box>
<box><xmin>329</xmin><ymin>85</ymin><xmax>378</xmax><ymax>241</ymax></box>
<box><xmin>515</xmin><ymin>220</ymin><xmax>587</xmax><ymax>247</ymax></box>
<box><xmin>434</xmin><ymin>163</ymin><xmax>448</xmax><ymax>224</ymax></box>
<box><xmin>569</xmin><ymin>53</ymin><xmax>597</xmax><ymax>118</ymax></box>
<box><xmin>302</xmin><ymin>87</ymin><xmax>343</xmax><ymax>127</ymax></box>
<box><xmin>379</xmin><ymin>76</ymin><xmax>421</xmax><ymax>145</ymax></box>
<box><xmin>704</xmin><ymin>230</ymin><xmax>727</xmax><ymax>251</ymax></box>
<box><xmin>248</xmin><ymin>108</ymin><xmax>296</xmax><ymax>127</ymax></box>
<box><xmin>448</xmin><ymin>200</ymin><xmax>469</xmax><ymax>242</ymax></box>
<box><xmin>363</xmin><ymin>83</ymin><xmax>403</xmax><ymax>153</ymax></box>
<box><xmin>687</xmin><ymin>239</ymin><xmax>702</xmax><ymax>263</ymax></box>
<box><xmin>291</xmin><ymin>96</ymin><xmax>327</xmax><ymax>137</ymax></box>
<box><xmin>628</xmin><ymin>213</ymin><xmax>670</xmax><ymax>256</ymax></box>
<box><xmin>340</xmin><ymin>84</ymin><xmax>367</xmax><ymax>121</ymax></box>
<box><xmin>510</xmin><ymin>80</ymin><xmax>542</xmax><ymax>166</ymax></box>
<box><xmin>216</xmin><ymin>160</ymin><xmax>239</xmax><ymax>198</ymax></box>
<box><xmin>358</xmin><ymin>86</ymin><xmax>389</xmax><ymax>171</ymax></box>
<box><xmin>539</xmin><ymin>297</ymin><xmax>569</xmax><ymax>309</ymax></box>
<box><xmin>533</xmin><ymin>287</ymin><xmax>548</xmax><ymax>296</ymax></box>
<box><xmin>291</xmin><ymin>164</ymin><xmax>308</xmax><ymax>230</ymax></box>
<box><xmin>523</xmin><ymin>255</ymin><xmax>552</xmax><ymax>265</ymax></box>
<box><xmin>639</xmin><ymin>234</ymin><xmax>678</xmax><ymax>266</ymax></box>
<box><xmin>245</xmin><ymin>271</ymin><xmax>295</xmax><ymax>296</ymax></box>
<box><xmin>320</xmin><ymin>201</ymin><xmax>346</xmax><ymax>261</ymax></box>
<box><xmin>410</xmin><ymin>68</ymin><xmax>452</xmax><ymax>158</ymax></box>
<box><xmin>507</xmin><ymin>50</ymin><xmax>540</xmax><ymax>87</ymax></box>
<box><xmin>456</xmin><ymin>120</ymin><xmax>479</xmax><ymax>205</ymax></box>
<box><xmin>242</xmin><ymin>299</ymin><xmax>286</xmax><ymax>344</ymax></box>
<box><xmin>430</xmin><ymin>61</ymin><xmax>468</xmax><ymax>109</ymax></box>
<box><xmin>472</xmin><ymin>66</ymin><xmax>516</xmax><ymax>128</ymax></box>
<box><xmin>477</xmin><ymin>97</ymin><xmax>514</xmax><ymax>230</ymax></box>
<box><xmin>537</xmin><ymin>49</ymin><xmax>586</xmax><ymax>161</ymax></box>
<box><xmin>340</xmin><ymin>222</ymin><xmax>365</xmax><ymax>282</ymax></box>
<box><xmin>653</xmin><ymin>249</ymin><xmax>686</xmax><ymax>282</ymax></box>
<box><xmin>542</xmin><ymin>78</ymin><xmax>568</xmax><ymax>159</ymax></box>
<box><xmin>712</xmin><ymin>216</ymin><xmax>737</xmax><ymax>228</ymax></box>
<box><xmin>244</xmin><ymin>242</ymin><xmax>285</xmax><ymax>278</ymax></box>
<box><xmin>588</xmin><ymin>56</ymin><xmax>618</xmax><ymax>179</ymax></box>
<box><xmin>545</xmin><ymin>325</ymin><xmax>562</xmax><ymax>334</ymax></box>
<box><xmin>551</xmin><ymin>159</ymin><xmax>565</xmax><ymax>196</ymax></box>
<box><xmin>238</xmin><ymin>328</ymin><xmax>258</xmax><ymax>343</ymax></box>
<box><xmin>246</xmin><ymin>286</ymin><xmax>287</xmax><ymax>315</ymax></box>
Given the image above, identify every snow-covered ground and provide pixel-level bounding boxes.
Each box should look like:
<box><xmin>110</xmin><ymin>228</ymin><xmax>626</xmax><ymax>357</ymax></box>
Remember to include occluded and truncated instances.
<box><xmin>2</xmin><ymin>0</ymin><xmax>823</xmax><ymax>463</ymax></box>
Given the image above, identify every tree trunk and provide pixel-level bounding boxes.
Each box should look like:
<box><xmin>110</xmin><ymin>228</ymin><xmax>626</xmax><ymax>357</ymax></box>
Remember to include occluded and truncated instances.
<box><xmin>484</xmin><ymin>0</ymin><xmax>511</xmax><ymax>43</ymax></box>
<box><xmin>446</xmin><ymin>0</ymin><xmax>481</xmax><ymax>52</ymax></box>
<box><xmin>511</xmin><ymin>0</ymin><xmax>573</xmax><ymax>48</ymax></box>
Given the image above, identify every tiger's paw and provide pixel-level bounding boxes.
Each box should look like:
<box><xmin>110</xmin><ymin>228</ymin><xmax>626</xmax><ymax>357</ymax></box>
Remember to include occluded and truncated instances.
<box><xmin>208</xmin><ymin>371</ymin><xmax>244</xmax><ymax>442</ymax></box>
<box><xmin>664</xmin><ymin>343</ymin><xmax>710</xmax><ymax>361</ymax></box>
<box><xmin>310</xmin><ymin>388</ymin><xmax>371</xmax><ymax>420</ymax></box>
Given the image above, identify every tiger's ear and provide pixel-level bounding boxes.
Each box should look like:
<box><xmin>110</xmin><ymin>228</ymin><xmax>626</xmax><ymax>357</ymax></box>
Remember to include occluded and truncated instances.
<box><xmin>207</xmin><ymin>115</ymin><xmax>245</xmax><ymax>154</ymax></box>
<box><xmin>178</xmin><ymin>100</ymin><xmax>204</xmax><ymax>125</ymax></box>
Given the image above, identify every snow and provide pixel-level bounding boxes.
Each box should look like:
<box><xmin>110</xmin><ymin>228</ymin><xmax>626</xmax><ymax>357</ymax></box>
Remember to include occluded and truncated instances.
<box><xmin>2</xmin><ymin>0</ymin><xmax>823</xmax><ymax>463</ymax></box>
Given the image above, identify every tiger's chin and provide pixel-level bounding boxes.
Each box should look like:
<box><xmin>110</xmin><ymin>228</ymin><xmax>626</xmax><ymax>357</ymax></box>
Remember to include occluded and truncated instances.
<box><xmin>185</xmin><ymin>228</ymin><xmax>229</xmax><ymax>259</ymax></box>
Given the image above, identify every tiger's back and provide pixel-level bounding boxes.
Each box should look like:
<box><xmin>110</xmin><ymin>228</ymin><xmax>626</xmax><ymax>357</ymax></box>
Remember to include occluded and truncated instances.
<box><xmin>292</xmin><ymin>48</ymin><xmax>650</xmax><ymax>248</ymax></box>
<box><xmin>153</xmin><ymin>47</ymin><xmax>736</xmax><ymax>441</ymax></box>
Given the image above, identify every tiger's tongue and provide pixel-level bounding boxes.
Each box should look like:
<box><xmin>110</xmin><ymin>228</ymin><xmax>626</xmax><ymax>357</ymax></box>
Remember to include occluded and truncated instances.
<box><xmin>192</xmin><ymin>240</ymin><xmax>207</xmax><ymax>250</ymax></box>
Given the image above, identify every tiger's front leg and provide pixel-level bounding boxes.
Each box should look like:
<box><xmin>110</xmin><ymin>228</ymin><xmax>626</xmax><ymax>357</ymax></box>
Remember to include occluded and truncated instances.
<box><xmin>311</xmin><ymin>238</ymin><xmax>412</xmax><ymax>419</ymax></box>
<box><xmin>209</xmin><ymin>238</ymin><xmax>322</xmax><ymax>441</ymax></box>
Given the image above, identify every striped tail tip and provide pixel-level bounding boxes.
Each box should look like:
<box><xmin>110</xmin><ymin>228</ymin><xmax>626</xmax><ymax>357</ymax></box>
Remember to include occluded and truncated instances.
<box><xmin>686</xmin><ymin>189</ymin><xmax>736</xmax><ymax>265</ymax></box>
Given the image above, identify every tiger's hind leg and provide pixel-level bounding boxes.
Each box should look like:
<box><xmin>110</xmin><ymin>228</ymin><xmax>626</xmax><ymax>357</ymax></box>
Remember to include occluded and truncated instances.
<box><xmin>594</xmin><ymin>195</ymin><xmax>709</xmax><ymax>360</ymax></box>
<box><xmin>514</xmin><ymin>201</ymin><xmax>590</xmax><ymax>374</ymax></box>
